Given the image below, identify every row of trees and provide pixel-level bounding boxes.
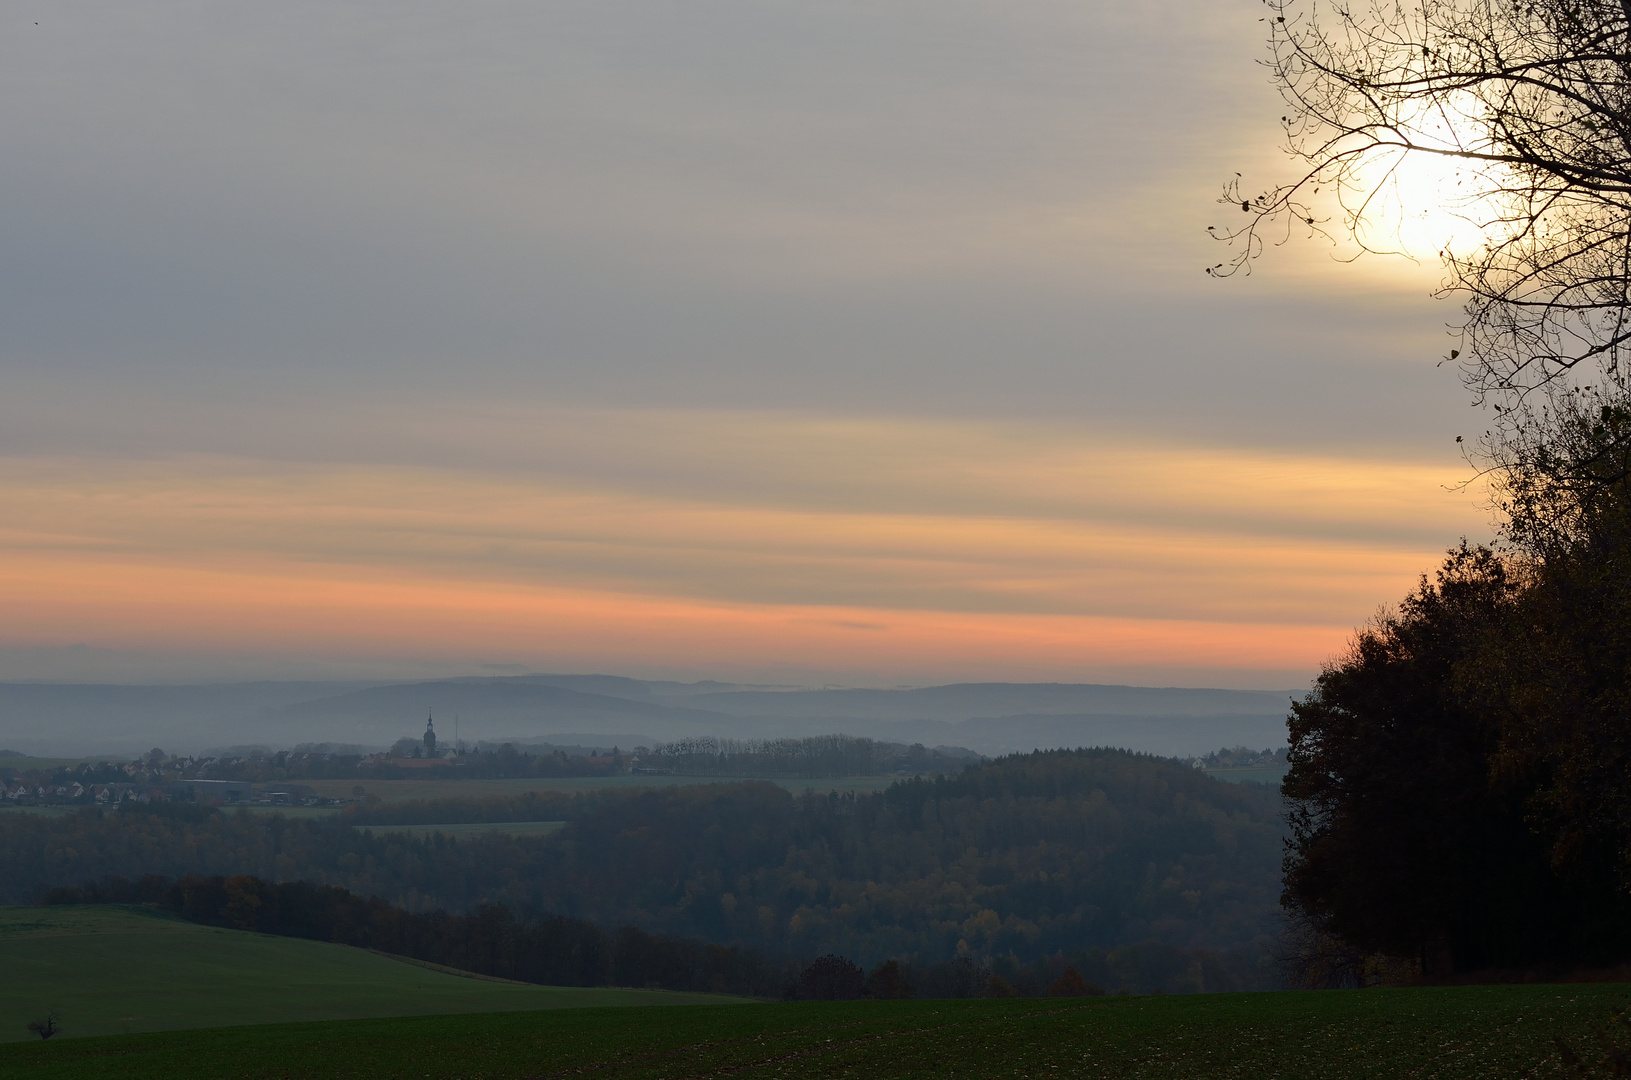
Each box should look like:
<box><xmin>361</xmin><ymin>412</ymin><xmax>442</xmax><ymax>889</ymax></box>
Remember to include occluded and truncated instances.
<box><xmin>638</xmin><ymin>736</ymin><xmax>978</xmax><ymax>778</ymax></box>
<box><xmin>0</xmin><ymin>747</ymin><xmax>608</xmax><ymax>803</ymax></box>
<box><xmin>0</xmin><ymin>744</ymin><xmax>629</xmax><ymax>797</ymax></box>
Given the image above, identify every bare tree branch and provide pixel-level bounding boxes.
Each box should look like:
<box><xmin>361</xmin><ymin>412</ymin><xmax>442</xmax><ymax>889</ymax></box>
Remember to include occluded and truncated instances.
<box><xmin>1214</xmin><ymin>0</ymin><xmax>1631</xmax><ymax>450</ymax></box>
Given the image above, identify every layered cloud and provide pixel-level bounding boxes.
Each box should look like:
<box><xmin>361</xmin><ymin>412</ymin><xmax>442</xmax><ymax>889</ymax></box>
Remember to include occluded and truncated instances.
<box><xmin>0</xmin><ymin>409</ymin><xmax>1487</xmax><ymax>685</ymax></box>
<box><xmin>0</xmin><ymin>2</ymin><xmax>1496</xmax><ymax>686</ymax></box>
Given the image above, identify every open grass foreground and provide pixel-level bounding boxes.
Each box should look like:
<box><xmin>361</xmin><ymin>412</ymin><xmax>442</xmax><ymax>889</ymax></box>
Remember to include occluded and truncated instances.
<box><xmin>0</xmin><ymin>905</ymin><xmax>744</xmax><ymax>1042</ymax></box>
<box><xmin>3</xmin><ymin>983</ymin><xmax>1629</xmax><ymax>1079</ymax></box>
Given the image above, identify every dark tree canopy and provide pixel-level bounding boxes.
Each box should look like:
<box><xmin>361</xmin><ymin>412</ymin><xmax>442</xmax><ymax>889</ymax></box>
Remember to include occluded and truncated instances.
<box><xmin>1283</xmin><ymin>542</ymin><xmax>1631</xmax><ymax>972</ymax></box>
<box><xmin>796</xmin><ymin>955</ymin><xmax>866</xmax><ymax>1001</ymax></box>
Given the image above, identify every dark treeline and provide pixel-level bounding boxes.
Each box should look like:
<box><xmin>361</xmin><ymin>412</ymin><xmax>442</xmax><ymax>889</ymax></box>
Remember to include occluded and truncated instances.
<box><xmin>1190</xmin><ymin>746</ymin><xmax>1286</xmax><ymax>770</ymax></box>
<box><xmin>43</xmin><ymin>874</ymin><xmax>790</xmax><ymax>997</ymax></box>
<box><xmin>39</xmin><ymin>875</ymin><xmax>1160</xmax><ymax>1000</ymax></box>
<box><xmin>639</xmin><ymin>736</ymin><xmax>978</xmax><ymax>778</ymax></box>
<box><xmin>0</xmin><ymin>744</ymin><xmax>622</xmax><ymax>801</ymax></box>
<box><xmin>383</xmin><ymin>744</ymin><xmax>619</xmax><ymax>781</ymax></box>
<box><xmin>351</xmin><ymin>789</ymin><xmax>579</xmax><ymax>826</ymax></box>
<box><xmin>0</xmin><ymin>750</ymin><xmax>1284</xmax><ymax>992</ymax></box>
<box><xmin>1283</xmin><ymin>400</ymin><xmax>1631</xmax><ymax>979</ymax></box>
<box><xmin>1</xmin><ymin>736</ymin><xmax>976</xmax><ymax>803</ymax></box>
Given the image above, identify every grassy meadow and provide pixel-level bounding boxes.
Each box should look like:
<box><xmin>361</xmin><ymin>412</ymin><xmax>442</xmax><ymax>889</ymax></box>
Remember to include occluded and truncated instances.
<box><xmin>1203</xmin><ymin>764</ymin><xmax>1289</xmax><ymax>785</ymax></box>
<box><xmin>0</xmin><ymin>906</ymin><xmax>745</xmax><ymax>1043</ymax></box>
<box><xmin>0</xmin><ymin>805</ymin><xmax>86</xmax><ymax>820</ymax></box>
<box><xmin>3</xmin><ymin>982</ymin><xmax>1628</xmax><ymax>1079</ymax></box>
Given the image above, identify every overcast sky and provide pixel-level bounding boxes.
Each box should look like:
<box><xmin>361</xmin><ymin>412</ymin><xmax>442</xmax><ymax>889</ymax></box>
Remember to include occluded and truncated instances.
<box><xmin>0</xmin><ymin>0</ymin><xmax>1490</xmax><ymax>688</ymax></box>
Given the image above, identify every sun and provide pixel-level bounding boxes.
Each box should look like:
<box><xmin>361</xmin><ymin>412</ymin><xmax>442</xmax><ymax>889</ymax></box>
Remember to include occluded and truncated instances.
<box><xmin>1356</xmin><ymin>147</ymin><xmax>1503</xmax><ymax>262</ymax></box>
<box><xmin>1347</xmin><ymin>94</ymin><xmax>1509</xmax><ymax>265</ymax></box>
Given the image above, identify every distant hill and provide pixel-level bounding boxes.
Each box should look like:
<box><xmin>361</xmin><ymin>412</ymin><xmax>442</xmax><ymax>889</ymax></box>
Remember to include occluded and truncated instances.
<box><xmin>0</xmin><ymin>681</ymin><xmax>386</xmax><ymax>757</ymax></box>
<box><xmin>665</xmin><ymin>682</ymin><xmax>1293</xmax><ymax>720</ymax></box>
<box><xmin>256</xmin><ymin>679</ymin><xmax>730</xmax><ymax>746</ymax></box>
<box><xmin>0</xmin><ymin>674</ymin><xmax>1297</xmax><ymax>758</ymax></box>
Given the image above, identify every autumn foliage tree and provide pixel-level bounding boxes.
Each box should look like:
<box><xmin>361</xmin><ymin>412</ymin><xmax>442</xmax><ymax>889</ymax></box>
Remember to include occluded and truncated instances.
<box><xmin>1284</xmin><ymin>528</ymin><xmax>1631</xmax><ymax>971</ymax></box>
<box><xmin>1281</xmin><ymin>545</ymin><xmax>1583</xmax><ymax>972</ymax></box>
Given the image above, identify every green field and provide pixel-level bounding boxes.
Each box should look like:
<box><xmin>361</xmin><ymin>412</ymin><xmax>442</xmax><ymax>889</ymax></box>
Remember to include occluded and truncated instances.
<box><xmin>3</xmin><ymin>982</ymin><xmax>1627</xmax><ymax>1079</ymax></box>
<box><xmin>357</xmin><ymin>819</ymin><xmax>566</xmax><ymax>839</ymax></box>
<box><xmin>0</xmin><ymin>906</ymin><xmax>745</xmax><ymax>1043</ymax></box>
<box><xmin>0</xmin><ymin>805</ymin><xmax>87</xmax><ymax>819</ymax></box>
<box><xmin>309</xmin><ymin>773</ymin><xmax>914</xmax><ymax>804</ymax></box>
<box><xmin>1204</xmin><ymin>764</ymin><xmax>1290</xmax><ymax>785</ymax></box>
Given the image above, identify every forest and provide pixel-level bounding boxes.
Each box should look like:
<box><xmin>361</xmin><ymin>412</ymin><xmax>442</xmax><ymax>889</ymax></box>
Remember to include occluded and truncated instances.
<box><xmin>1280</xmin><ymin>409</ymin><xmax>1631</xmax><ymax>978</ymax></box>
<box><xmin>0</xmin><ymin>749</ymin><xmax>1284</xmax><ymax>992</ymax></box>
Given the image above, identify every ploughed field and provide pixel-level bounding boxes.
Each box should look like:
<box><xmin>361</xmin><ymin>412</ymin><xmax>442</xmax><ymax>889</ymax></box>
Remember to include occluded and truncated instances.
<box><xmin>0</xmin><ymin>906</ymin><xmax>744</xmax><ymax>1042</ymax></box>
<box><xmin>4</xmin><ymin>983</ymin><xmax>1629</xmax><ymax>1079</ymax></box>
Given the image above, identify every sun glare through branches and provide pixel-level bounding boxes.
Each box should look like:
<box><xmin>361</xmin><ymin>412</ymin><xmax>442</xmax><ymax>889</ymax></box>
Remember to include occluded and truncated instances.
<box><xmin>1212</xmin><ymin>0</ymin><xmax>1631</xmax><ymax>425</ymax></box>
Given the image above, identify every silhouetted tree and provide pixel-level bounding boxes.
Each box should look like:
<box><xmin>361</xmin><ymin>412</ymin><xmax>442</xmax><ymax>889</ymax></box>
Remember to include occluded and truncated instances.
<box><xmin>1472</xmin><ymin>403</ymin><xmax>1631</xmax><ymax>904</ymax></box>
<box><xmin>1283</xmin><ymin>542</ymin><xmax>1631</xmax><ymax>971</ymax></box>
<box><xmin>1047</xmin><ymin>966</ymin><xmax>1103</xmax><ymax>997</ymax></box>
<box><xmin>797</xmin><ymin>955</ymin><xmax>865</xmax><ymax>1001</ymax></box>
<box><xmin>863</xmin><ymin>959</ymin><xmax>912</xmax><ymax>1000</ymax></box>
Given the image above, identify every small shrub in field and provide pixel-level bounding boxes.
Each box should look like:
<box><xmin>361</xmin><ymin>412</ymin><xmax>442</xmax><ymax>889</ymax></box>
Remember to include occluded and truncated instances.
<box><xmin>26</xmin><ymin>1013</ymin><xmax>60</xmax><ymax>1040</ymax></box>
<box><xmin>1049</xmin><ymin>966</ymin><xmax>1104</xmax><ymax>997</ymax></box>
<box><xmin>864</xmin><ymin>960</ymin><xmax>912</xmax><ymax>999</ymax></box>
<box><xmin>798</xmin><ymin>955</ymin><xmax>864</xmax><ymax>1000</ymax></box>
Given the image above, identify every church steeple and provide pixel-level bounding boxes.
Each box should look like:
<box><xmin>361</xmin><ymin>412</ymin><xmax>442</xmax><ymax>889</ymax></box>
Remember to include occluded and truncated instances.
<box><xmin>423</xmin><ymin>711</ymin><xmax>437</xmax><ymax>756</ymax></box>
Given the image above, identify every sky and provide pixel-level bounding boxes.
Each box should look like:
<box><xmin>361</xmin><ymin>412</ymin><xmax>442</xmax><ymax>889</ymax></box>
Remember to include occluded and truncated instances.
<box><xmin>0</xmin><ymin>0</ymin><xmax>1493</xmax><ymax>689</ymax></box>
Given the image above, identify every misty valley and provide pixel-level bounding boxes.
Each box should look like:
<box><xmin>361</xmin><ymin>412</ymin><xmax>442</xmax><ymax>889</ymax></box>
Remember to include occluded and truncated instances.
<box><xmin>0</xmin><ymin>747</ymin><xmax>1285</xmax><ymax>998</ymax></box>
<box><xmin>14</xmin><ymin>0</ymin><xmax>1631</xmax><ymax>1068</ymax></box>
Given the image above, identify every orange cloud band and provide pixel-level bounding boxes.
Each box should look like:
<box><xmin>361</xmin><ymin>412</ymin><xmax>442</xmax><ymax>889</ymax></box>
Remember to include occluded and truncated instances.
<box><xmin>0</xmin><ymin>424</ymin><xmax>1483</xmax><ymax>683</ymax></box>
<box><xmin>1</xmin><ymin>551</ymin><xmax>1348</xmax><ymax>678</ymax></box>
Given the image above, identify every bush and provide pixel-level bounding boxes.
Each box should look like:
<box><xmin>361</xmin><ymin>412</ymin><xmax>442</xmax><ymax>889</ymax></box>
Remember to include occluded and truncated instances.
<box><xmin>798</xmin><ymin>954</ymin><xmax>865</xmax><ymax>1000</ymax></box>
<box><xmin>864</xmin><ymin>959</ymin><xmax>912</xmax><ymax>1000</ymax></box>
<box><xmin>1048</xmin><ymin>965</ymin><xmax>1103</xmax><ymax>997</ymax></box>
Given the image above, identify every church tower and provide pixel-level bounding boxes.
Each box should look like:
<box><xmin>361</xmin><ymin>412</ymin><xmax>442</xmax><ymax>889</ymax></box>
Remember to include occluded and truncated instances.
<box><xmin>423</xmin><ymin>712</ymin><xmax>437</xmax><ymax>757</ymax></box>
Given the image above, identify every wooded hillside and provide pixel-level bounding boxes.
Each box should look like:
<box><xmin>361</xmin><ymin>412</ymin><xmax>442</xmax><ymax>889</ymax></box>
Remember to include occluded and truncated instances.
<box><xmin>0</xmin><ymin>749</ymin><xmax>1283</xmax><ymax>980</ymax></box>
